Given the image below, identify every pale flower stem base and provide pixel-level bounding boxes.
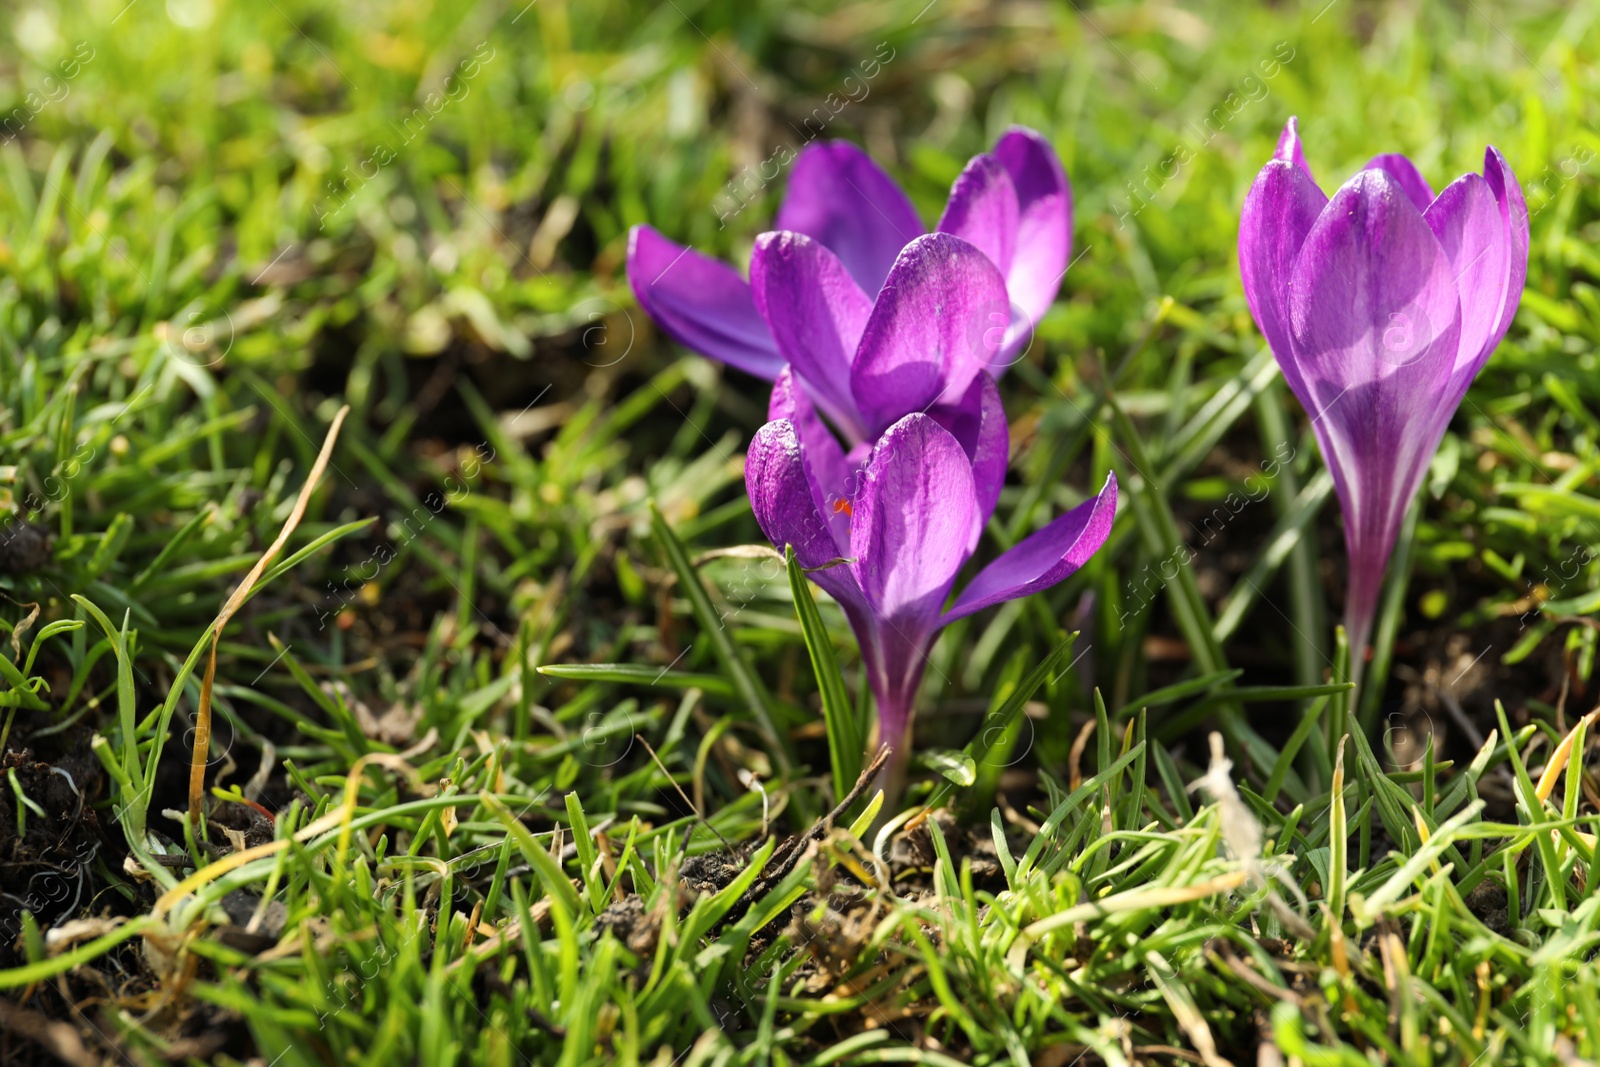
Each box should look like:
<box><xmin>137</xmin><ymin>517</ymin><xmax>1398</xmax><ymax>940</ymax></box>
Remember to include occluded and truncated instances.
<box><xmin>1344</xmin><ymin>620</ymin><xmax>1369</xmax><ymax>703</ymax></box>
<box><xmin>1343</xmin><ymin>560</ymin><xmax>1385</xmax><ymax>713</ymax></box>
<box><xmin>868</xmin><ymin>719</ymin><xmax>913</xmax><ymax>812</ymax></box>
<box><xmin>1344</xmin><ymin>610</ymin><xmax>1371</xmax><ymax>705</ymax></box>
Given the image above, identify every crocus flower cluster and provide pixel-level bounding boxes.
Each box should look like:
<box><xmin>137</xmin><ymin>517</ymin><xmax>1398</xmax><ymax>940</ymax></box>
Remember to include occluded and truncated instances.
<box><xmin>1240</xmin><ymin>118</ymin><xmax>1529</xmax><ymax>673</ymax></box>
<box><xmin>628</xmin><ymin>129</ymin><xmax>1117</xmax><ymax>772</ymax></box>
<box><xmin>628</xmin><ymin>114</ymin><xmax>1530</xmax><ymax>772</ymax></box>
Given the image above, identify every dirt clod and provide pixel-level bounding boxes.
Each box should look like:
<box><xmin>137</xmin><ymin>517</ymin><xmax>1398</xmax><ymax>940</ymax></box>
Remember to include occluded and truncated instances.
<box><xmin>0</xmin><ymin>522</ymin><xmax>52</xmax><ymax>574</ymax></box>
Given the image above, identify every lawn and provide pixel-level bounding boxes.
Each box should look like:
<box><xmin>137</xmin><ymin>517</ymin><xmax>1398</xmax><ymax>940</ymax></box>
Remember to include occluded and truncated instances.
<box><xmin>2</xmin><ymin>0</ymin><xmax>1600</xmax><ymax>1064</ymax></box>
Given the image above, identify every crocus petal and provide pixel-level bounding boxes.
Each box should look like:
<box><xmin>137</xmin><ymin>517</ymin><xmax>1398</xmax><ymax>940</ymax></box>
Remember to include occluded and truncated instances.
<box><xmin>1286</xmin><ymin>168</ymin><xmax>1463</xmax><ymax>448</ymax></box>
<box><xmin>850</xmin><ymin>414</ymin><xmax>979</xmax><ymax>629</ymax></box>
<box><xmin>941</xmin><ymin>472</ymin><xmax>1117</xmax><ymax>624</ymax></box>
<box><xmin>1239</xmin><ymin>157</ymin><xmax>1328</xmax><ymax>398</ymax></box>
<box><xmin>1481</xmin><ymin>146</ymin><xmax>1530</xmax><ymax>350</ymax></box>
<box><xmin>1286</xmin><ymin>168</ymin><xmax>1463</xmax><ymax>651</ymax></box>
<box><xmin>1364</xmin><ymin>153</ymin><xmax>1435</xmax><ymax>213</ymax></box>
<box><xmin>992</xmin><ymin>126</ymin><xmax>1073</xmax><ymax>353</ymax></box>
<box><xmin>1274</xmin><ymin>116</ymin><xmax>1314</xmax><ymax>181</ymax></box>
<box><xmin>850</xmin><ymin>233</ymin><xmax>1011</xmax><ymax>435</ymax></box>
<box><xmin>769</xmin><ymin>367</ymin><xmax>855</xmax><ymax>554</ymax></box>
<box><xmin>846</xmin><ymin>414</ymin><xmax>981</xmax><ymax>750</ymax></box>
<box><xmin>775</xmin><ymin>141</ymin><xmax>924</xmax><ymax>295</ymax></box>
<box><xmin>928</xmin><ymin>372</ymin><xmax>1009</xmax><ymax>537</ymax></box>
<box><xmin>745</xmin><ymin>419</ymin><xmax>838</xmax><ymax>568</ymax></box>
<box><xmin>750</xmin><ymin>231</ymin><xmax>873</xmax><ymax>439</ymax></box>
<box><xmin>745</xmin><ymin>419</ymin><xmax>863</xmax><ymax>608</ymax></box>
<box><xmin>936</xmin><ymin>154</ymin><xmax>1019</xmax><ymax>280</ymax></box>
<box><xmin>1423</xmin><ymin>172</ymin><xmax>1507</xmax><ymax>385</ymax></box>
<box><xmin>626</xmin><ymin>225</ymin><xmax>784</xmax><ymax>379</ymax></box>
<box><xmin>766</xmin><ymin>363</ymin><xmax>808</xmax><ymax>424</ymax></box>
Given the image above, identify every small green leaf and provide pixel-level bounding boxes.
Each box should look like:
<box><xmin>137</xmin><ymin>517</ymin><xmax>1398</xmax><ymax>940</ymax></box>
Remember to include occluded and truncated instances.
<box><xmin>920</xmin><ymin>749</ymin><xmax>976</xmax><ymax>787</ymax></box>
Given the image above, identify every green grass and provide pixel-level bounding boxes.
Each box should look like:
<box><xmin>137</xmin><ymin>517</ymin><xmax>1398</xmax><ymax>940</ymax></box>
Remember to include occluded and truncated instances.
<box><xmin>3</xmin><ymin>0</ymin><xmax>1600</xmax><ymax>1063</ymax></box>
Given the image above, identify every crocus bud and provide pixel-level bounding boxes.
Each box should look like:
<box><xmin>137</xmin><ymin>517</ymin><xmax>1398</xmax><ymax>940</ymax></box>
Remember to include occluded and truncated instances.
<box><xmin>1239</xmin><ymin>118</ymin><xmax>1528</xmax><ymax>674</ymax></box>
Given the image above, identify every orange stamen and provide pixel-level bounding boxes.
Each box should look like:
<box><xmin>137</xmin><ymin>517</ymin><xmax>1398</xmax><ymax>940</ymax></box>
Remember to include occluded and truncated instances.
<box><xmin>832</xmin><ymin>498</ymin><xmax>853</xmax><ymax>517</ymax></box>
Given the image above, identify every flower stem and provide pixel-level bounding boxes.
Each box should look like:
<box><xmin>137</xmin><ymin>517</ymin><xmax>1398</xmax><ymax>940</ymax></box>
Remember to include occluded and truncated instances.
<box><xmin>1344</xmin><ymin>605</ymin><xmax>1371</xmax><ymax>698</ymax></box>
<box><xmin>868</xmin><ymin>718</ymin><xmax>913</xmax><ymax>809</ymax></box>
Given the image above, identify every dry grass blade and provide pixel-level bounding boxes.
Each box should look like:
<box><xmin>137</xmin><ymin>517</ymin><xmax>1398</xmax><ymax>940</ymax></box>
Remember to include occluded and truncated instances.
<box><xmin>186</xmin><ymin>405</ymin><xmax>351</xmax><ymax>824</ymax></box>
<box><xmin>1535</xmin><ymin>708</ymin><xmax>1599</xmax><ymax>804</ymax></box>
<box><xmin>1148</xmin><ymin>950</ymin><xmax>1235</xmax><ymax>1067</ymax></box>
<box><xmin>747</xmin><ymin>744</ymin><xmax>890</xmax><ymax>901</ymax></box>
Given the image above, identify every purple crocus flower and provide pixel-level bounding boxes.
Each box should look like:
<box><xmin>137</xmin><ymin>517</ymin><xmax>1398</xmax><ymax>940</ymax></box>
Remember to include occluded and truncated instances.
<box><xmin>626</xmin><ymin>127</ymin><xmax>1072</xmax><ymax>391</ymax></box>
<box><xmin>1239</xmin><ymin>118</ymin><xmax>1528</xmax><ymax>673</ymax></box>
<box><xmin>746</xmin><ymin>334</ymin><xmax>1117</xmax><ymax>782</ymax></box>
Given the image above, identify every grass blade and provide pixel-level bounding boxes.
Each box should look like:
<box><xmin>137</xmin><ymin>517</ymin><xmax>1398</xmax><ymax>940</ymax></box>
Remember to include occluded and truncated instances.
<box><xmin>537</xmin><ymin>663</ymin><xmax>735</xmax><ymax>699</ymax></box>
<box><xmin>786</xmin><ymin>545</ymin><xmax>861</xmax><ymax>800</ymax></box>
<box><xmin>650</xmin><ymin>503</ymin><xmax>790</xmax><ymax>777</ymax></box>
